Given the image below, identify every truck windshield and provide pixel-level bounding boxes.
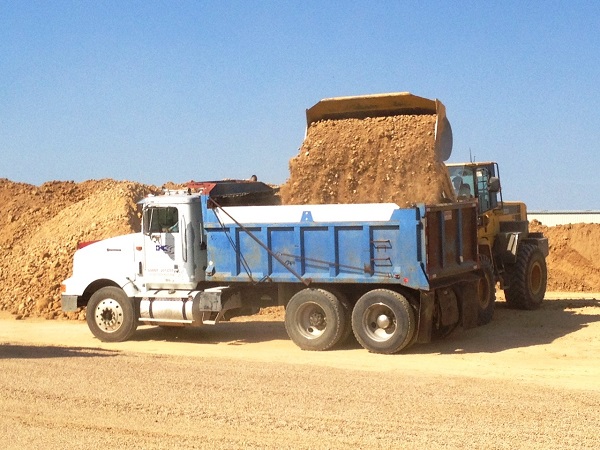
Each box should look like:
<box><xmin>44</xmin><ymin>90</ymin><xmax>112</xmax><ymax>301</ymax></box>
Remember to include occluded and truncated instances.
<box><xmin>144</xmin><ymin>207</ymin><xmax>179</xmax><ymax>233</ymax></box>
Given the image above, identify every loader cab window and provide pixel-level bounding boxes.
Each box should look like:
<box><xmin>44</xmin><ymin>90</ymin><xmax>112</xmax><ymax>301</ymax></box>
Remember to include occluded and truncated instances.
<box><xmin>475</xmin><ymin>168</ymin><xmax>498</xmax><ymax>214</ymax></box>
<box><xmin>144</xmin><ymin>206</ymin><xmax>179</xmax><ymax>234</ymax></box>
<box><xmin>449</xmin><ymin>165</ymin><xmax>500</xmax><ymax>214</ymax></box>
<box><xmin>449</xmin><ymin>166</ymin><xmax>474</xmax><ymax>199</ymax></box>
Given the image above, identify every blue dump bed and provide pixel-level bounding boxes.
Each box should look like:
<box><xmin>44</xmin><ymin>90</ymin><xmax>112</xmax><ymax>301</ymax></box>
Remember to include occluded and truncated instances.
<box><xmin>202</xmin><ymin>200</ymin><xmax>479</xmax><ymax>291</ymax></box>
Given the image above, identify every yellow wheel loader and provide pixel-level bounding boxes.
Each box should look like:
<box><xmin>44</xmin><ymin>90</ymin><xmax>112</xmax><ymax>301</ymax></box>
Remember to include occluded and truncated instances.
<box><xmin>445</xmin><ymin>161</ymin><xmax>548</xmax><ymax>309</ymax></box>
<box><xmin>306</xmin><ymin>92</ymin><xmax>548</xmax><ymax>310</ymax></box>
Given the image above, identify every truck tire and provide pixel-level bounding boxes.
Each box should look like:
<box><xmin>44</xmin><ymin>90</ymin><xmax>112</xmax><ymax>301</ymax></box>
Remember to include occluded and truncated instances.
<box><xmin>325</xmin><ymin>288</ymin><xmax>354</xmax><ymax>345</ymax></box>
<box><xmin>351</xmin><ymin>289</ymin><xmax>415</xmax><ymax>354</ymax></box>
<box><xmin>284</xmin><ymin>289</ymin><xmax>345</xmax><ymax>351</ymax></box>
<box><xmin>86</xmin><ymin>287</ymin><xmax>138</xmax><ymax>342</ymax></box>
<box><xmin>477</xmin><ymin>263</ymin><xmax>496</xmax><ymax>325</ymax></box>
<box><xmin>505</xmin><ymin>244</ymin><xmax>547</xmax><ymax>310</ymax></box>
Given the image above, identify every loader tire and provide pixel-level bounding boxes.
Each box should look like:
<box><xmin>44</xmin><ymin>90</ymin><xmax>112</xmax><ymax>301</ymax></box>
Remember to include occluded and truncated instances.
<box><xmin>86</xmin><ymin>287</ymin><xmax>138</xmax><ymax>342</ymax></box>
<box><xmin>352</xmin><ymin>289</ymin><xmax>415</xmax><ymax>354</ymax></box>
<box><xmin>285</xmin><ymin>289</ymin><xmax>345</xmax><ymax>351</ymax></box>
<box><xmin>477</xmin><ymin>263</ymin><xmax>496</xmax><ymax>325</ymax></box>
<box><xmin>505</xmin><ymin>244</ymin><xmax>547</xmax><ymax>310</ymax></box>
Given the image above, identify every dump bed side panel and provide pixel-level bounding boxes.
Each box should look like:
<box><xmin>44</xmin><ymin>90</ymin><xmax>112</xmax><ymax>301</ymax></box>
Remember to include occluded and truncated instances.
<box><xmin>203</xmin><ymin>209</ymin><xmax>430</xmax><ymax>289</ymax></box>
<box><xmin>202</xmin><ymin>201</ymin><xmax>479</xmax><ymax>290</ymax></box>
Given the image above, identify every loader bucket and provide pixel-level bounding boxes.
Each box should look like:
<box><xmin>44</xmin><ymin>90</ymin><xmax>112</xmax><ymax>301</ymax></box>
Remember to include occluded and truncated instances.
<box><xmin>305</xmin><ymin>92</ymin><xmax>452</xmax><ymax>161</ymax></box>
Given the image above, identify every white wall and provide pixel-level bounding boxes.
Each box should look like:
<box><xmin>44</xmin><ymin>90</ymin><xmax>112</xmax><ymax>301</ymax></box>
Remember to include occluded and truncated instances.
<box><xmin>528</xmin><ymin>211</ymin><xmax>600</xmax><ymax>227</ymax></box>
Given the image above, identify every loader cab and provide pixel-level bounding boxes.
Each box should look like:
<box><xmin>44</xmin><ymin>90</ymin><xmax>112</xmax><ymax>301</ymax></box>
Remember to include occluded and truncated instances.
<box><xmin>448</xmin><ymin>162</ymin><xmax>502</xmax><ymax>215</ymax></box>
<box><xmin>140</xmin><ymin>193</ymin><xmax>207</xmax><ymax>289</ymax></box>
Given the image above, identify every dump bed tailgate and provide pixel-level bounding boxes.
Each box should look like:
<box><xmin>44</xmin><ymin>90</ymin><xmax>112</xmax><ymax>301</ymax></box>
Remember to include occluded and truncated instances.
<box><xmin>423</xmin><ymin>201</ymin><xmax>479</xmax><ymax>282</ymax></box>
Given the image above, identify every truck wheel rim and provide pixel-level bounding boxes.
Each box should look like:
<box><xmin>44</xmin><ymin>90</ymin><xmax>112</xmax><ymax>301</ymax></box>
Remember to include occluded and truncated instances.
<box><xmin>296</xmin><ymin>302</ymin><xmax>326</xmax><ymax>339</ymax></box>
<box><xmin>94</xmin><ymin>298</ymin><xmax>124</xmax><ymax>333</ymax></box>
<box><xmin>362</xmin><ymin>303</ymin><xmax>396</xmax><ymax>342</ymax></box>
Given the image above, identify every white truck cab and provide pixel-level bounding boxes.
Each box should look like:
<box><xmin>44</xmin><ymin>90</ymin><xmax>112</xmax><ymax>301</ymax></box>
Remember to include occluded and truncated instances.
<box><xmin>61</xmin><ymin>192</ymin><xmax>207</xmax><ymax>312</ymax></box>
<box><xmin>139</xmin><ymin>193</ymin><xmax>207</xmax><ymax>290</ymax></box>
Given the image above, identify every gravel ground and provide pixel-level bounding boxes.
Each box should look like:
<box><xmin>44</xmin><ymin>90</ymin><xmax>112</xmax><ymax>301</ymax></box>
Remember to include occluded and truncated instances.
<box><xmin>1</xmin><ymin>294</ymin><xmax>600</xmax><ymax>449</ymax></box>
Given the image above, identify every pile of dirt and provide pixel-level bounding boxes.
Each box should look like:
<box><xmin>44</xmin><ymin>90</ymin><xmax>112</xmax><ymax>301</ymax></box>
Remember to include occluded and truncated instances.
<box><xmin>279</xmin><ymin>115</ymin><xmax>455</xmax><ymax>206</ymax></box>
<box><xmin>530</xmin><ymin>221</ymin><xmax>600</xmax><ymax>292</ymax></box>
<box><xmin>0</xmin><ymin>179</ymin><xmax>158</xmax><ymax>320</ymax></box>
<box><xmin>278</xmin><ymin>111</ymin><xmax>600</xmax><ymax>293</ymax></box>
<box><xmin>0</xmin><ymin>175</ymin><xmax>598</xmax><ymax>322</ymax></box>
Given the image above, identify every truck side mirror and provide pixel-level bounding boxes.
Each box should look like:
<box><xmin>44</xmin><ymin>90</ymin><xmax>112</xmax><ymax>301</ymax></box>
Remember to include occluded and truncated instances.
<box><xmin>488</xmin><ymin>177</ymin><xmax>501</xmax><ymax>193</ymax></box>
<box><xmin>142</xmin><ymin>207</ymin><xmax>155</xmax><ymax>235</ymax></box>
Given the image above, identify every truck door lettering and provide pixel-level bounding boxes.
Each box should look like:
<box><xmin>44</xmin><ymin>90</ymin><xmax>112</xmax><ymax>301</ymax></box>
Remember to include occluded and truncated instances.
<box><xmin>156</xmin><ymin>244</ymin><xmax>174</xmax><ymax>254</ymax></box>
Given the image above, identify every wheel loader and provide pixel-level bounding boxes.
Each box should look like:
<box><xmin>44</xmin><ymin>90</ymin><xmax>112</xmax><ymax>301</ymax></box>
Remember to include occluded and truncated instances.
<box><xmin>306</xmin><ymin>92</ymin><xmax>549</xmax><ymax>310</ymax></box>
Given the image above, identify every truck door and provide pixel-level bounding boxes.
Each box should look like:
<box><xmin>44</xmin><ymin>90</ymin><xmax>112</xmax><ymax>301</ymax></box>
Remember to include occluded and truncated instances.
<box><xmin>142</xmin><ymin>205</ymin><xmax>188</xmax><ymax>287</ymax></box>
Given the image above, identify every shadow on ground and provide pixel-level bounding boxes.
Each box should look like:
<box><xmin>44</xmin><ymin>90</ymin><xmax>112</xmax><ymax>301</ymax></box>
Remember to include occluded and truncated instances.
<box><xmin>39</xmin><ymin>297</ymin><xmax>597</xmax><ymax>356</ymax></box>
<box><xmin>411</xmin><ymin>298</ymin><xmax>600</xmax><ymax>355</ymax></box>
<box><xmin>131</xmin><ymin>320</ymin><xmax>289</xmax><ymax>345</ymax></box>
<box><xmin>127</xmin><ymin>298</ymin><xmax>600</xmax><ymax>355</ymax></box>
<box><xmin>0</xmin><ymin>344</ymin><xmax>119</xmax><ymax>359</ymax></box>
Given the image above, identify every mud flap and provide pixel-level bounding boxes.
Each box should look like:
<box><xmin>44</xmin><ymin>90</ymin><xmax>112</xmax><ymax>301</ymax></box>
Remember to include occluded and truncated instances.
<box><xmin>416</xmin><ymin>291</ymin><xmax>435</xmax><ymax>343</ymax></box>
<box><xmin>457</xmin><ymin>280</ymin><xmax>479</xmax><ymax>330</ymax></box>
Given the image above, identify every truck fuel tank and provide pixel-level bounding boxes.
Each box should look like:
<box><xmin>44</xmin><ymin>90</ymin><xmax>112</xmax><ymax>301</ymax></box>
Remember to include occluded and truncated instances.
<box><xmin>138</xmin><ymin>287</ymin><xmax>242</xmax><ymax>326</ymax></box>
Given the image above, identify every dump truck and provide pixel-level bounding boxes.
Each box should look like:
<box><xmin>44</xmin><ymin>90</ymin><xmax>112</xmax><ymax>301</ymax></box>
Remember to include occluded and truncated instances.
<box><xmin>61</xmin><ymin>180</ymin><xmax>489</xmax><ymax>354</ymax></box>
<box><xmin>306</xmin><ymin>92</ymin><xmax>548</xmax><ymax>311</ymax></box>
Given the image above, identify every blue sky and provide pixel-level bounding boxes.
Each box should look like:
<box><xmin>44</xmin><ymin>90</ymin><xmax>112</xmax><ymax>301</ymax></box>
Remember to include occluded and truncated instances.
<box><xmin>1</xmin><ymin>1</ymin><xmax>599</xmax><ymax>210</ymax></box>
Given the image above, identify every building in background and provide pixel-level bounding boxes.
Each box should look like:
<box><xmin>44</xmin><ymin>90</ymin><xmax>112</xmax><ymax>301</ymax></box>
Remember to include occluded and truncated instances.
<box><xmin>528</xmin><ymin>211</ymin><xmax>600</xmax><ymax>226</ymax></box>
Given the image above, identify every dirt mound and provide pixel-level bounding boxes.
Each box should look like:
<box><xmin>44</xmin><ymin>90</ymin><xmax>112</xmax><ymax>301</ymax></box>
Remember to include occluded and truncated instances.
<box><xmin>0</xmin><ymin>179</ymin><xmax>159</xmax><ymax>320</ymax></box>
<box><xmin>530</xmin><ymin>221</ymin><xmax>600</xmax><ymax>292</ymax></box>
<box><xmin>278</xmin><ymin>111</ymin><xmax>600</xmax><ymax>293</ymax></box>
<box><xmin>280</xmin><ymin>115</ymin><xmax>455</xmax><ymax>206</ymax></box>
<box><xmin>0</xmin><ymin>175</ymin><xmax>599</xmax><ymax>322</ymax></box>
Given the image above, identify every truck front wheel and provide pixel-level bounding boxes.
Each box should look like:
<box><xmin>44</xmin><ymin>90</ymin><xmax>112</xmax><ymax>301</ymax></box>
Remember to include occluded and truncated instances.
<box><xmin>284</xmin><ymin>289</ymin><xmax>346</xmax><ymax>351</ymax></box>
<box><xmin>86</xmin><ymin>287</ymin><xmax>138</xmax><ymax>342</ymax></box>
<box><xmin>352</xmin><ymin>289</ymin><xmax>415</xmax><ymax>354</ymax></box>
<box><xmin>505</xmin><ymin>244</ymin><xmax>547</xmax><ymax>310</ymax></box>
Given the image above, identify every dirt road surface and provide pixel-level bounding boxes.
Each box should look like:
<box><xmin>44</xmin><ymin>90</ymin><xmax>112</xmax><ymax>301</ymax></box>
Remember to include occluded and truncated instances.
<box><xmin>1</xmin><ymin>293</ymin><xmax>600</xmax><ymax>449</ymax></box>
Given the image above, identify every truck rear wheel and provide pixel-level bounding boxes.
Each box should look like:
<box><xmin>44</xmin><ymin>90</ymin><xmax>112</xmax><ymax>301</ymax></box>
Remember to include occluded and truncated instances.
<box><xmin>284</xmin><ymin>289</ymin><xmax>346</xmax><ymax>351</ymax></box>
<box><xmin>324</xmin><ymin>288</ymin><xmax>354</xmax><ymax>345</ymax></box>
<box><xmin>86</xmin><ymin>287</ymin><xmax>138</xmax><ymax>342</ymax></box>
<box><xmin>351</xmin><ymin>289</ymin><xmax>415</xmax><ymax>354</ymax></box>
<box><xmin>505</xmin><ymin>244</ymin><xmax>547</xmax><ymax>310</ymax></box>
